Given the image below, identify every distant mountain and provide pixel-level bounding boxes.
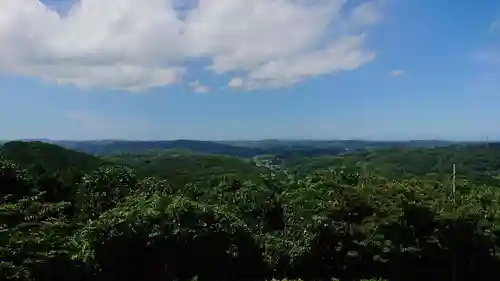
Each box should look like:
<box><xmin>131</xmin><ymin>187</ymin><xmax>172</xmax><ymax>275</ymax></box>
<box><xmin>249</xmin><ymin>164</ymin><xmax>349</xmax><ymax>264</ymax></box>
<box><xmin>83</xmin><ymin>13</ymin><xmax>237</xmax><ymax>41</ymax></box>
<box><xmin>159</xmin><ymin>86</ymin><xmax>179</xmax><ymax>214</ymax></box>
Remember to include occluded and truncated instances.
<box><xmin>0</xmin><ymin>139</ymin><xmax>468</xmax><ymax>160</ymax></box>
<box><xmin>50</xmin><ymin>139</ymin><xmax>359</xmax><ymax>158</ymax></box>
<box><xmin>18</xmin><ymin>138</ymin><xmax>53</xmax><ymax>142</ymax></box>
<box><xmin>51</xmin><ymin>140</ymin><xmax>267</xmax><ymax>157</ymax></box>
<box><xmin>221</xmin><ymin>139</ymin><xmax>458</xmax><ymax>150</ymax></box>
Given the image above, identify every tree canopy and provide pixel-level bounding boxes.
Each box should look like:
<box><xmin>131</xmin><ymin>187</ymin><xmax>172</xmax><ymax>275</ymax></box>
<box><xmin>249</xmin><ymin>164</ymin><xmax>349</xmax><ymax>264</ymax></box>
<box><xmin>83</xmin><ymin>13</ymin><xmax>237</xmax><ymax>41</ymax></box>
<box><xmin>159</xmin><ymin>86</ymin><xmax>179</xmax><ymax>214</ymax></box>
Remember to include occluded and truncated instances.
<box><xmin>2</xmin><ymin>140</ymin><xmax>500</xmax><ymax>281</ymax></box>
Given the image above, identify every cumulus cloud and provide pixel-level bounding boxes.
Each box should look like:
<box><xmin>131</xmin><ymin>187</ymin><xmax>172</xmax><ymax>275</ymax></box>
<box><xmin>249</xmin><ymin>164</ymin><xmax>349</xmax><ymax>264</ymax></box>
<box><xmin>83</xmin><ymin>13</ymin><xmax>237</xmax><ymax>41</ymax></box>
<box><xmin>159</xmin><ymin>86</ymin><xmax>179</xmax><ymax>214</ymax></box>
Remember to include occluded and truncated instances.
<box><xmin>0</xmin><ymin>0</ymin><xmax>385</xmax><ymax>91</ymax></box>
<box><xmin>230</xmin><ymin>36</ymin><xmax>376</xmax><ymax>89</ymax></box>
<box><xmin>228</xmin><ymin>77</ymin><xmax>244</xmax><ymax>88</ymax></box>
<box><xmin>389</xmin><ymin>69</ymin><xmax>405</xmax><ymax>77</ymax></box>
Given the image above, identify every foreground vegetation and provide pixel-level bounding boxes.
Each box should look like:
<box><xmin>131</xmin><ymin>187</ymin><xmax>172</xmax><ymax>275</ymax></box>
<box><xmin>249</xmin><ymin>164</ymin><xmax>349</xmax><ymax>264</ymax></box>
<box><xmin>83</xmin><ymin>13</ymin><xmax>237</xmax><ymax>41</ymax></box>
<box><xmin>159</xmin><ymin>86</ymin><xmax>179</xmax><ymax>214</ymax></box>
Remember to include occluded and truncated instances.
<box><xmin>2</xmin><ymin>141</ymin><xmax>500</xmax><ymax>280</ymax></box>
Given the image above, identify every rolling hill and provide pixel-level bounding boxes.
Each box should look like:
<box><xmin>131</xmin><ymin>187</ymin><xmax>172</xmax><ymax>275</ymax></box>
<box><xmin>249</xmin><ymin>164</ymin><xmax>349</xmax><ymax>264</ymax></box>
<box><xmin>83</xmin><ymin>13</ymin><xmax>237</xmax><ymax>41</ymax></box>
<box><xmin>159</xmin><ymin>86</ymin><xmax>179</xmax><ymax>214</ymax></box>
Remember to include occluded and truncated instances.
<box><xmin>28</xmin><ymin>139</ymin><xmax>463</xmax><ymax>160</ymax></box>
<box><xmin>51</xmin><ymin>139</ymin><xmax>267</xmax><ymax>157</ymax></box>
<box><xmin>286</xmin><ymin>143</ymin><xmax>500</xmax><ymax>185</ymax></box>
<box><xmin>105</xmin><ymin>149</ymin><xmax>265</xmax><ymax>186</ymax></box>
<box><xmin>0</xmin><ymin>141</ymin><xmax>106</xmax><ymax>173</ymax></box>
<box><xmin>3</xmin><ymin>139</ymin><xmax>500</xmax><ymax>280</ymax></box>
<box><xmin>49</xmin><ymin>139</ymin><xmax>352</xmax><ymax>159</ymax></box>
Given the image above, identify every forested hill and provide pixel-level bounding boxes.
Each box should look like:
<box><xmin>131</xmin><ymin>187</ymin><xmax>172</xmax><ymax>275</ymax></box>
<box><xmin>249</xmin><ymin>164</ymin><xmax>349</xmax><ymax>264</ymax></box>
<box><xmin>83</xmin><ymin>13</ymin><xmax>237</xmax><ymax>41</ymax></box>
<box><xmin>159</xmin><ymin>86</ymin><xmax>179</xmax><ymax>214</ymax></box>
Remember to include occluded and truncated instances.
<box><xmin>2</xmin><ymin>141</ymin><xmax>499</xmax><ymax>184</ymax></box>
<box><xmin>0</xmin><ymin>141</ymin><xmax>105</xmax><ymax>173</ymax></box>
<box><xmin>352</xmin><ymin>143</ymin><xmax>500</xmax><ymax>181</ymax></box>
<box><xmin>104</xmin><ymin>150</ymin><xmax>265</xmax><ymax>187</ymax></box>
<box><xmin>286</xmin><ymin>143</ymin><xmax>500</xmax><ymax>185</ymax></box>
<box><xmin>221</xmin><ymin>139</ymin><xmax>456</xmax><ymax>150</ymax></box>
<box><xmin>50</xmin><ymin>139</ymin><xmax>354</xmax><ymax>158</ymax></box>
<box><xmin>45</xmin><ymin>139</ymin><xmax>458</xmax><ymax>157</ymax></box>
<box><xmin>52</xmin><ymin>139</ymin><xmax>267</xmax><ymax>157</ymax></box>
<box><xmin>3</xmin><ymin>140</ymin><xmax>500</xmax><ymax>280</ymax></box>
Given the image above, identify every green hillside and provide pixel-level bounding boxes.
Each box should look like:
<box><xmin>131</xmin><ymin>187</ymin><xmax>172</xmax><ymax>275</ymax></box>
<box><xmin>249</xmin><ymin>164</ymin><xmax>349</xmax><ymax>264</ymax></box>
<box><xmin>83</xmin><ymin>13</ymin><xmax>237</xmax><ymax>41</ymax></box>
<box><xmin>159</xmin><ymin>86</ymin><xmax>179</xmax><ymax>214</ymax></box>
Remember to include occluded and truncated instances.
<box><xmin>287</xmin><ymin>144</ymin><xmax>500</xmax><ymax>185</ymax></box>
<box><xmin>53</xmin><ymin>139</ymin><xmax>351</xmax><ymax>159</ymax></box>
<box><xmin>52</xmin><ymin>139</ymin><xmax>267</xmax><ymax>157</ymax></box>
<box><xmin>1</xmin><ymin>141</ymin><xmax>105</xmax><ymax>173</ymax></box>
<box><xmin>3</xmin><ymin>141</ymin><xmax>500</xmax><ymax>280</ymax></box>
<box><xmin>0</xmin><ymin>141</ymin><xmax>108</xmax><ymax>203</ymax></box>
<box><xmin>105</xmin><ymin>149</ymin><xmax>265</xmax><ymax>186</ymax></box>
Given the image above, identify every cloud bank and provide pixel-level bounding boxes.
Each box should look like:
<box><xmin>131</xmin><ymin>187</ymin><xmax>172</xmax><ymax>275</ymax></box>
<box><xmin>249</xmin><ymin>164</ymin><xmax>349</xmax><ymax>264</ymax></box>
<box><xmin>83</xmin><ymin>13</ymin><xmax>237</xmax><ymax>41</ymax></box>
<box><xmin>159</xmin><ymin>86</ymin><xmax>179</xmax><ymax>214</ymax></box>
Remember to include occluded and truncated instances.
<box><xmin>0</xmin><ymin>0</ymin><xmax>384</xmax><ymax>91</ymax></box>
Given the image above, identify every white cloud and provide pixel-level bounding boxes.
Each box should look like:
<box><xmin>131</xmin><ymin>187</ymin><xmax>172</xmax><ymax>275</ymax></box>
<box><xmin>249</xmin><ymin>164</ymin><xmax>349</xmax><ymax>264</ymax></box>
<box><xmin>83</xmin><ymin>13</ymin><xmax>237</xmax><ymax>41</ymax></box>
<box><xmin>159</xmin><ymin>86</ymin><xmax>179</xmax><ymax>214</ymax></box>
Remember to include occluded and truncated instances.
<box><xmin>45</xmin><ymin>64</ymin><xmax>181</xmax><ymax>92</ymax></box>
<box><xmin>228</xmin><ymin>77</ymin><xmax>244</xmax><ymax>88</ymax></box>
<box><xmin>0</xmin><ymin>0</ymin><xmax>385</xmax><ymax>92</ymax></box>
<box><xmin>231</xmin><ymin>36</ymin><xmax>376</xmax><ymax>89</ymax></box>
<box><xmin>389</xmin><ymin>69</ymin><xmax>405</xmax><ymax>77</ymax></box>
<box><xmin>188</xmin><ymin>80</ymin><xmax>210</xmax><ymax>93</ymax></box>
<box><xmin>348</xmin><ymin>0</ymin><xmax>384</xmax><ymax>27</ymax></box>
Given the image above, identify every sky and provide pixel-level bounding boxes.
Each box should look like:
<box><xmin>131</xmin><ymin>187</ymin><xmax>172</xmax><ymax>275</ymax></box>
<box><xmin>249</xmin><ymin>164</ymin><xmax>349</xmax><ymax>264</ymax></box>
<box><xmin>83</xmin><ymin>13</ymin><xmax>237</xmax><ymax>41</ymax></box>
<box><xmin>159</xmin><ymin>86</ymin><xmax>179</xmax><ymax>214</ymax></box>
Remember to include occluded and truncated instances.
<box><xmin>0</xmin><ymin>0</ymin><xmax>499</xmax><ymax>141</ymax></box>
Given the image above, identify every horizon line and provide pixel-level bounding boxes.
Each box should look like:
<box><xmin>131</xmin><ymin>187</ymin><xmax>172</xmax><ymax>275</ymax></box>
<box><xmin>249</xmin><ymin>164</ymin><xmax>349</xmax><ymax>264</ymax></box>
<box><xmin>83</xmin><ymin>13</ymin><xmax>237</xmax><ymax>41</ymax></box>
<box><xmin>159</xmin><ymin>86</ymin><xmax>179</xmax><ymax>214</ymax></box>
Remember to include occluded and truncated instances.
<box><xmin>2</xmin><ymin>138</ymin><xmax>499</xmax><ymax>143</ymax></box>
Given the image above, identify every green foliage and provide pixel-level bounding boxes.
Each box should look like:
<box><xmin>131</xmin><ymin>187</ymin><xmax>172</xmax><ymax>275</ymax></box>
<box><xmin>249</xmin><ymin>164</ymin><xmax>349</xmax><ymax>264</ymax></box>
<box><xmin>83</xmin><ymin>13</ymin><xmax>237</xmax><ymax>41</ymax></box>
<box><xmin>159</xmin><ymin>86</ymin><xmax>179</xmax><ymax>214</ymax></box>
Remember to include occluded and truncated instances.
<box><xmin>75</xmin><ymin>165</ymin><xmax>138</xmax><ymax>220</ymax></box>
<box><xmin>3</xmin><ymin>141</ymin><xmax>500</xmax><ymax>281</ymax></box>
<box><xmin>1</xmin><ymin>141</ymin><xmax>107</xmax><ymax>203</ymax></box>
<box><xmin>106</xmin><ymin>150</ymin><xmax>265</xmax><ymax>186</ymax></box>
<box><xmin>0</xmin><ymin>158</ymin><xmax>34</xmax><ymax>201</ymax></box>
<box><xmin>288</xmin><ymin>144</ymin><xmax>500</xmax><ymax>185</ymax></box>
<box><xmin>1</xmin><ymin>158</ymin><xmax>73</xmax><ymax>280</ymax></box>
<box><xmin>1</xmin><ymin>141</ymin><xmax>104</xmax><ymax>175</ymax></box>
<box><xmin>73</xmin><ymin>193</ymin><xmax>266</xmax><ymax>280</ymax></box>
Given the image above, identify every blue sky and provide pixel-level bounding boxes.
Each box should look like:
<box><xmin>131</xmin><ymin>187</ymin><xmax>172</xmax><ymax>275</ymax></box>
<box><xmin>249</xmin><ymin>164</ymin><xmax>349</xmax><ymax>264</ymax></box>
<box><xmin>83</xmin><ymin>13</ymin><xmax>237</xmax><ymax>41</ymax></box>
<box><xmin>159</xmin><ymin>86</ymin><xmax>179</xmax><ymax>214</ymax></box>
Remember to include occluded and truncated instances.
<box><xmin>0</xmin><ymin>0</ymin><xmax>499</xmax><ymax>141</ymax></box>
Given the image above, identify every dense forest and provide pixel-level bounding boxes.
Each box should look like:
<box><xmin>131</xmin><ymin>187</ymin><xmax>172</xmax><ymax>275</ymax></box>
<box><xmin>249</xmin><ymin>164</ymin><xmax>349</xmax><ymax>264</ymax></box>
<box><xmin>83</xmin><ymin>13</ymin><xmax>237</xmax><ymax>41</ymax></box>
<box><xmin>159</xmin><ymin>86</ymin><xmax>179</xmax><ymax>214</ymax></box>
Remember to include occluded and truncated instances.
<box><xmin>2</xmin><ymin>140</ymin><xmax>500</xmax><ymax>281</ymax></box>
